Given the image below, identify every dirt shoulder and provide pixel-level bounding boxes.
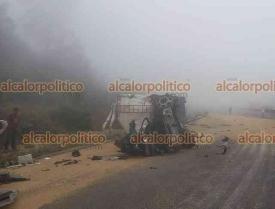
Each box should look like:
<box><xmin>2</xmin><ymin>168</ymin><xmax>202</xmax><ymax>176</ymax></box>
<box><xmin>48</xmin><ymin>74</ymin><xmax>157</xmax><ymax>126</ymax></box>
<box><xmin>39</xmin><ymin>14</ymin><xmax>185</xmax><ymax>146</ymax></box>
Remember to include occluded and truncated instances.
<box><xmin>0</xmin><ymin>143</ymin><xmax>146</xmax><ymax>209</ymax></box>
<box><xmin>1</xmin><ymin>113</ymin><xmax>275</xmax><ymax>209</ymax></box>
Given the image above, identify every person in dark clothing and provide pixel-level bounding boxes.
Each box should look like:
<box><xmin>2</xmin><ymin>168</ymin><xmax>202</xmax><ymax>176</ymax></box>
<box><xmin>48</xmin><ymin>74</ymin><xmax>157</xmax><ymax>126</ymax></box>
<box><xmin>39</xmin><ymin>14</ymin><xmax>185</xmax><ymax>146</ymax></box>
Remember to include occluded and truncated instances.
<box><xmin>228</xmin><ymin>107</ymin><xmax>232</xmax><ymax>115</ymax></box>
<box><xmin>5</xmin><ymin>108</ymin><xmax>20</xmax><ymax>151</ymax></box>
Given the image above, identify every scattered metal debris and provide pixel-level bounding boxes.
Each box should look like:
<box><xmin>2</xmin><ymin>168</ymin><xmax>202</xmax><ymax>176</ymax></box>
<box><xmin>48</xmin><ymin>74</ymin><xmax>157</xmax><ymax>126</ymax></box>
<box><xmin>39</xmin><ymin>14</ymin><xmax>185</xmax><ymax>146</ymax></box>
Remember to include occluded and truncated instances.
<box><xmin>89</xmin><ymin>155</ymin><xmax>128</xmax><ymax>161</ymax></box>
<box><xmin>6</xmin><ymin>164</ymin><xmax>24</xmax><ymax>169</ymax></box>
<box><xmin>0</xmin><ymin>172</ymin><xmax>29</xmax><ymax>184</ymax></box>
<box><xmin>72</xmin><ymin>150</ymin><xmax>81</xmax><ymax>157</ymax></box>
<box><xmin>63</xmin><ymin>160</ymin><xmax>79</xmax><ymax>166</ymax></box>
<box><xmin>54</xmin><ymin>159</ymin><xmax>79</xmax><ymax>166</ymax></box>
<box><xmin>90</xmin><ymin>156</ymin><xmax>103</xmax><ymax>160</ymax></box>
<box><xmin>0</xmin><ymin>189</ymin><xmax>17</xmax><ymax>208</ymax></box>
<box><xmin>54</xmin><ymin>159</ymin><xmax>71</xmax><ymax>166</ymax></box>
<box><xmin>0</xmin><ymin>161</ymin><xmax>18</xmax><ymax>169</ymax></box>
<box><xmin>18</xmin><ymin>154</ymin><xmax>33</xmax><ymax>165</ymax></box>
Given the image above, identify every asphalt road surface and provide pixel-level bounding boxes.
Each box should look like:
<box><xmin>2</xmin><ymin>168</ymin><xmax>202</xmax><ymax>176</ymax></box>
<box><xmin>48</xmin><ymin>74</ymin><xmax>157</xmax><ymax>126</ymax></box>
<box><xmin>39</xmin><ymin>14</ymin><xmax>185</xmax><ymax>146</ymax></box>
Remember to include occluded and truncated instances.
<box><xmin>41</xmin><ymin>142</ymin><xmax>275</xmax><ymax>209</ymax></box>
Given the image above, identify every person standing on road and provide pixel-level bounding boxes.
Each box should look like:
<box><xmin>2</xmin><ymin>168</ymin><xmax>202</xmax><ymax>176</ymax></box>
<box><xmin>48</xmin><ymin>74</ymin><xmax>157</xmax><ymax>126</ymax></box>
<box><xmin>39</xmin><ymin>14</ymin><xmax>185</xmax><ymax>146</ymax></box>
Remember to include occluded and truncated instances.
<box><xmin>5</xmin><ymin>107</ymin><xmax>20</xmax><ymax>151</ymax></box>
<box><xmin>217</xmin><ymin>136</ymin><xmax>230</xmax><ymax>155</ymax></box>
<box><xmin>228</xmin><ymin>107</ymin><xmax>232</xmax><ymax>115</ymax></box>
<box><xmin>0</xmin><ymin>120</ymin><xmax>8</xmax><ymax>135</ymax></box>
<box><xmin>0</xmin><ymin>120</ymin><xmax>8</xmax><ymax>149</ymax></box>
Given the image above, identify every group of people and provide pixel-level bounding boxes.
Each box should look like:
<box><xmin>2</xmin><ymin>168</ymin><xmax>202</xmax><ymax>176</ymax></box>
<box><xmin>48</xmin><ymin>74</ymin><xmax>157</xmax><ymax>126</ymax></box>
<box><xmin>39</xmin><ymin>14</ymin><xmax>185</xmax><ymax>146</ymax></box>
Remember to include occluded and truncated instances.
<box><xmin>0</xmin><ymin>108</ymin><xmax>20</xmax><ymax>151</ymax></box>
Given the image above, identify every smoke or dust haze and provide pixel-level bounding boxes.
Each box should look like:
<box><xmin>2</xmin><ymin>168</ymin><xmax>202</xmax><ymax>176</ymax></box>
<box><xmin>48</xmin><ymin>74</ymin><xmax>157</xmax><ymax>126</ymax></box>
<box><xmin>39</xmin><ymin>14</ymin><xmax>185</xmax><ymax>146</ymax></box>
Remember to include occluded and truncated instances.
<box><xmin>1</xmin><ymin>2</ymin><xmax>275</xmax><ymax>208</ymax></box>
<box><xmin>1</xmin><ymin>0</ymin><xmax>275</xmax><ymax>113</ymax></box>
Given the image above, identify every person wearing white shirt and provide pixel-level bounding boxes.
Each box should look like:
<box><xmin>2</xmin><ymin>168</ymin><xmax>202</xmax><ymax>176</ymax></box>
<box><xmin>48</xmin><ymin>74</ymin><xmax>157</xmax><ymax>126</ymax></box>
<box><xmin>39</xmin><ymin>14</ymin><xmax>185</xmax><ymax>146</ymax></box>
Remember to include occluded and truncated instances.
<box><xmin>217</xmin><ymin>136</ymin><xmax>230</xmax><ymax>155</ymax></box>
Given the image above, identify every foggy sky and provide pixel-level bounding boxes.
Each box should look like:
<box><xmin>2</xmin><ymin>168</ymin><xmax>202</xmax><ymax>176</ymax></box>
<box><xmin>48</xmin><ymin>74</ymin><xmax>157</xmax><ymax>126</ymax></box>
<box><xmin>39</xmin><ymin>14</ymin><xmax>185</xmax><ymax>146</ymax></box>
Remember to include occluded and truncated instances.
<box><xmin>2</xmin><ymin>0</ymin><xmax>275</xmax><ymax>111</ymax></box>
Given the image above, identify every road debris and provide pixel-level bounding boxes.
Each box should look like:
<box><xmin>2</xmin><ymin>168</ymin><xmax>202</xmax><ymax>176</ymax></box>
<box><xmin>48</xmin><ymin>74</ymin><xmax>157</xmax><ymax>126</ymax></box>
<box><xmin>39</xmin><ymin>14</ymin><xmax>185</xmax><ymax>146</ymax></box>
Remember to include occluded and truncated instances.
<box><xmin>18</xmin><ymin>154</ymin><xmax>33</xmax><ymax>165</ymax></box>
<box><xmin>89</xmin><ymin>155</ymin><xmax>128</xmax><ymax>161</ymax></box>
<box><xmin>72</xmin><ymin>149</ymin><xmax>81</xmax><ymax>157</ymax></box>
<box><xmin>54</xmin><ymin>159</ymin><xmax>79</xmax><ymax>166</ymax></box>
<box><xmin>0</xmin><ymin>172</ymin><xmax>29</xmax><ymax>184</ymax></box>
<box><xmin>90</xmin><ymin>156</ymin><xmax>103</xmax><ymax>160</ymax></box>
<box><xmin>54</xmin><ymin>159</ymin><xmax>71</xmax><ymax>166</ymax></box>
<box><xmin>63</xmin><ymin>160</ymin><xmax>79</xmax><ymax>166</ymax></box>
<box><xmin>0</xmin><ymin>189</ymin><xmax>17</xmax><ymax>208</ymax></box>
<box><xmin>41</xmin><ymin>168</ymin><xmax>50</xmax><ymax>172</ymax></box>
<box><xmin>6</xmin><ymin>164</ymin><xmax>24</xmax><ymax>169</ymax></box>
<box><xmin>0</xmin><ymin>161</ymin><xmax>18</xmax><ymax>169</ymax></box>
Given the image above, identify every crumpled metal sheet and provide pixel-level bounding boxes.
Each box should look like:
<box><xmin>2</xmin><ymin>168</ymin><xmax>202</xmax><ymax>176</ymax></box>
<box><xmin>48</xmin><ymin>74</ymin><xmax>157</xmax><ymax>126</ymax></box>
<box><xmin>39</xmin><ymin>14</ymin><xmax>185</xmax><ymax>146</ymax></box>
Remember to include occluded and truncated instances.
<box><xmin>0</xmin><ymin>189</ymin><xmax>17</xmax><ymax>208</ymax></box>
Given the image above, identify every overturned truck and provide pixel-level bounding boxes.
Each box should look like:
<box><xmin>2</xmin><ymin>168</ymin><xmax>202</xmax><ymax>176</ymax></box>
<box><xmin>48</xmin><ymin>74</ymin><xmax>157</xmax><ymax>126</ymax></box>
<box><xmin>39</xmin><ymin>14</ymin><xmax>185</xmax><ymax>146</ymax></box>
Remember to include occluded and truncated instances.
<box><xmin>103</xmin><ymin>93</ymin><xmax>196</xmax><ymax>155</ymax></box>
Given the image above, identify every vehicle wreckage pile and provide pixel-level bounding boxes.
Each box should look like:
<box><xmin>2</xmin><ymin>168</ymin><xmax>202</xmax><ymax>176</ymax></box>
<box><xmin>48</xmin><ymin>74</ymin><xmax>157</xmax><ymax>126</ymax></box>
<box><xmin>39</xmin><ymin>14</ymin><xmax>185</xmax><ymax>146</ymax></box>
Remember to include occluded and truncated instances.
<box><xmin>105</xmin><ymin>94</ymin><xmax>198</xmax><ymax>155</ymax></box>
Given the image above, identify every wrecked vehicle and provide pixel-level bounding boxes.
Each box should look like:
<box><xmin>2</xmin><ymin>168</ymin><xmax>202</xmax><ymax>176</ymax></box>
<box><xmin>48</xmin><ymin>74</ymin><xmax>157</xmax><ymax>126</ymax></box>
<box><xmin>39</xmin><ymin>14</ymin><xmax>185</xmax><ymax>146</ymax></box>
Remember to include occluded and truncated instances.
<box><xmin>103</xmin><ymin>93</ymin><xmax>197</xmax><ymax>155</ymax></box>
